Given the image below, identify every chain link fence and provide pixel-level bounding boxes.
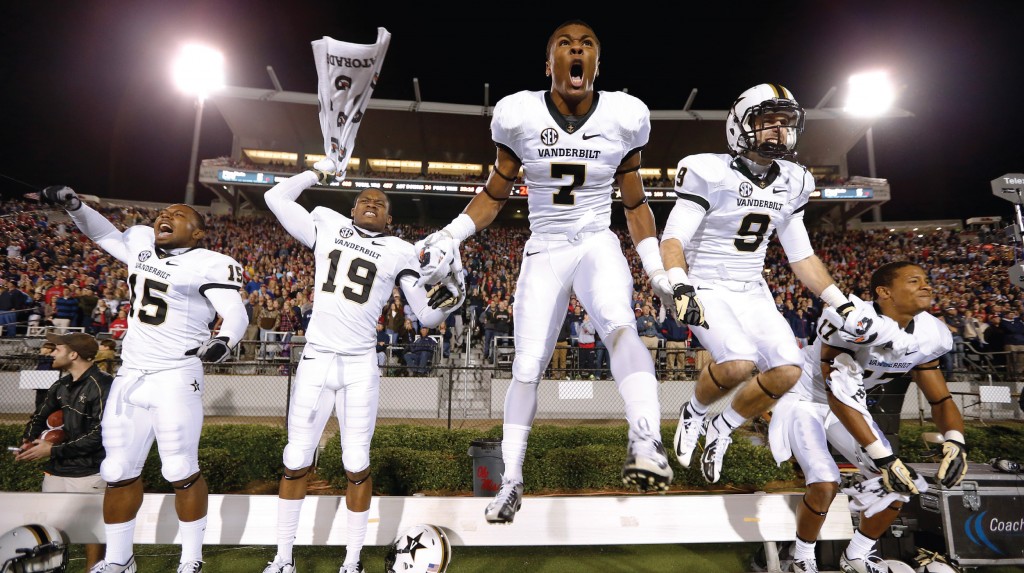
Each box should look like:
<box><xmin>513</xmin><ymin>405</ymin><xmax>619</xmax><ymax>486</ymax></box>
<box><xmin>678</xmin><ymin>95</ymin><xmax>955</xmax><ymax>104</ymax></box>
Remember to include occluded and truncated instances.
<box><xmin>2</xmin><ymin>336</ymin><xmax>1022</xmax><ymax>432</ymax></box>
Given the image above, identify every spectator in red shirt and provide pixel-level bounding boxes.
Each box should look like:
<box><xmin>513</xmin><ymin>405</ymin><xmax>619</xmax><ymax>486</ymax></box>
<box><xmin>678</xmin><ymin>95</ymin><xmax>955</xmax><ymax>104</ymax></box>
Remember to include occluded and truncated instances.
<box><xmin>108</xmin><ymin>309</ymin><xmax>129</xmax><ymax>340</ymax></box>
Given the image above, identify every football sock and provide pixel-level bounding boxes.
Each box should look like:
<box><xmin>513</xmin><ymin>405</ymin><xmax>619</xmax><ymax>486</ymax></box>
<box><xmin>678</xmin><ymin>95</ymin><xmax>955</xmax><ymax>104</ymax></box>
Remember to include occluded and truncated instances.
<box><xmin>604</xmin><ymin>328</ymin><xmax>661</xmax><ymax>441</ymax></box>
<box><xmin>845</xmin><ymin>529</ymin><xmax>877</xmax><ymax>560</ymax></box>
<box><xmin>719</xmin><ymin>406</ymin><xmax>746</xmax><ymax>433</ymax></box>
<box><xmin>104</xmin><ymin>518</ymin><xmax>136</xmax><ymax>565</ymax></box>
<box><xmin>688</xmin><ymin>396</ymin><xmax>709</xmax><ymax>416</ymax></box>
<box><xmin>500</xmin><ymin>424</ymin><xmax>531</xmax><ymax>483</ymax></box>
<box><xmin>503</xmin><ymin>378</ymin><xmax>539</xmax><ymax>427</ymax></box>
<box><xmin>277</xmin><ymin>498</ymin><xmax>304</xmax><ymax>563</ymax></box>
<box><xmin>343</xmin><ymin>509</ymin><xmax>369</xmax><ymax>565</ymax></box>
<box><xmin>793</xmin><ymin>537</ymin><xmax>816</xmax><ymax>561</ymax></box>
<box><xmin>179</xmin><ymin>516</ymin><xmax>207</xmax><ymax>563</ymax></box>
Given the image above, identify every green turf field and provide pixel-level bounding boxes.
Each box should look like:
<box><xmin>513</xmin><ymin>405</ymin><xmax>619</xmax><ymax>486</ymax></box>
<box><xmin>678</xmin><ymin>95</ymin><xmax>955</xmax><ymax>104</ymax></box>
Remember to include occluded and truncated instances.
<box><xmin>65</xmin><ymin>543</ymin><xmax>1024</xmax><ymax>572</ymax></box>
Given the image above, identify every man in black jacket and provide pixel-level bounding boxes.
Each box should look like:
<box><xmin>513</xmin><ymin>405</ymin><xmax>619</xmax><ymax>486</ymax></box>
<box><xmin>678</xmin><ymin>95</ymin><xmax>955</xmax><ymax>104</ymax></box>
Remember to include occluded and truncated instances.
<box><xmin>17</xmin><ymin>332</ymin><xmax>112</xmax><ymax>571</ymax></box>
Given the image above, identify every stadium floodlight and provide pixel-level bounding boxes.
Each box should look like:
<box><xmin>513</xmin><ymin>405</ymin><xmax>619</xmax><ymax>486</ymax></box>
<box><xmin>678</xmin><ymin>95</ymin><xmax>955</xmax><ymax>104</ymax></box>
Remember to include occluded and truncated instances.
<box><xmin>172</xmin><ymin>43</ymin><xmax>225</xmax><ymax>205</ymax></box>
<box><xmin>844</xmin><ymin>71</ymin><xmax>894</xmax><ymax>117</ymax></box>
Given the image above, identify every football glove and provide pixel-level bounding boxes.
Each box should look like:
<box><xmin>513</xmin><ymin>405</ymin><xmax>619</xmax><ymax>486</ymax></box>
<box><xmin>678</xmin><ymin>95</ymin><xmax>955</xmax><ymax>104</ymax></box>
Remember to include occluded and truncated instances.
<box><xmin>649</xmin><ymin>270</ymin><xmax>675</xmax><ymax>318</ymax></box>
<box><xmin>672</xmin><ymin>283</ymin><xmax>709</xmax><ymax>329</ymax></box>
<box><xmin>872</xmin><ymin>454</ymin><xmax>921</xmax><ymax>495</ymax></box>
<box><xmin>312</xmin><ymin>158</ymin><xmax>338</xmax><ymax>184</ymax></box>
<box><xmin>936</xmin><ymin>439</ymin><xmax>968</xmax><ymax>488</ymax></box>
<box><xmin>185</xmin><ymin>336</ymin><xmax>232</xmax><ymax>363</ymax></box>
<box><xmin>414</xmin><ymin>231</ymin><xmax>457</xmax><ymax>288</ymax></box>
<box><xmin>427</xmin><ymin>249</ymin><xmax>466</xmax><ymax>311</ymax></box>
<box><xmin>39</xmin><ymin>185</ymin><xmax>82</xmax><ymax>211</ymax></box>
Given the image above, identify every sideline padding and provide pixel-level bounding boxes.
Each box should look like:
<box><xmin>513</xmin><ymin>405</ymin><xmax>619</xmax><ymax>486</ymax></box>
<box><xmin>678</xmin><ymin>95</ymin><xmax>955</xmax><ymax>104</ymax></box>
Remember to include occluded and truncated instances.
<box><xmin>0</xmin><ymin>492</ymin><xmax>852</xmax><ymax>546</ymax></box>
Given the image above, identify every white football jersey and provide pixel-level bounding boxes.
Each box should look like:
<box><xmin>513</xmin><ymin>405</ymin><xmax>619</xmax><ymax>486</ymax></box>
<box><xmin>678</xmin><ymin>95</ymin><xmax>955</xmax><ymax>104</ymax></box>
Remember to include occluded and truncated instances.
<box><xmin>793</xmin><ymin>299</ymin><xmax>953</xmax><ymax>404</ymax></box>
<box><xmin>118</xmin><ymin>226</ymin><xmax>244</xmax><ymax>370</ymax></box>
<box><xmin>305</xmin><ymin>207</ymin><xmax>419</xmax><ymax>354</ymax></box>
<box><xmin>671</xmin><ymin>153</ymin><xmax>814</xmax><ymax>281</ymax></box>
<box><xmin>491</xmin><ymin>90</ymin><xmax>650</xmax><ymax>235</ymax></box>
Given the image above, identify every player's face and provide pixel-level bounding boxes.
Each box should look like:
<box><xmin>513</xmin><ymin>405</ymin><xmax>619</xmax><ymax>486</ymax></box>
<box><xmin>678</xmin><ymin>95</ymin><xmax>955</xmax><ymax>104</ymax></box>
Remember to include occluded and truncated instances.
<box><xmin>351</xmin><ymin>190</ymin><xmax>391</xmax><ymax>233</ymax></box>
<box><xmin>153</xmin><ymin>205</ymin><xmax>205</xmax><ymax>248</ymax></box>
<box><xmin>883</xmin><ymin>265</ymin><xmax>933</xmax><ymax>315</ymax></box>
<box><xmin>546</xmin><ymin>24</ymin><xmax>599</xmax><ymax>103</ymax></box>
<box><xmin>753</xmin><ymin>112</ymin><xmax>794</xmax><ymax>148</ymax></box>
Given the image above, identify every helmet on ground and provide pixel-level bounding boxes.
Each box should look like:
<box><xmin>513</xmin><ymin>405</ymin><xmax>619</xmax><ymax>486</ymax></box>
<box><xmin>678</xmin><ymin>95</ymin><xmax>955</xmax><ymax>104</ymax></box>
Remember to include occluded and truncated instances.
<box><xmin>726</xmin><ymin>83</ymin><xmax>805</xmax><ymax>160</ymax></box>
<box><xmin>385</xmin><ymin>523</ymin><xmax>451</xmax><ymax>573</ymax></box>
<box><xmin>0</xmin><ymin>524</ymin><xmax>68</xmax><ymax>573</ymax></box>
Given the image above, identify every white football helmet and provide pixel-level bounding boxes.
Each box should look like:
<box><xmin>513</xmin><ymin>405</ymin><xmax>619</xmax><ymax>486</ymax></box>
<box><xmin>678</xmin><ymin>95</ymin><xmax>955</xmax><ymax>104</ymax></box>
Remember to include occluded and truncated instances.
<box><xmin>385</xmin><ymin>524</ymin><xmax>451</xmax><ymax>573</ymax></box>
<box><xmin>0</xmin><ymin>524</ymin><xmax>68</xmax><ymax>573</ymax></box>
<box><xmin>726</xmin><ymin>83</ymin><xmax>805</xmax><ymax>160</ymax></box>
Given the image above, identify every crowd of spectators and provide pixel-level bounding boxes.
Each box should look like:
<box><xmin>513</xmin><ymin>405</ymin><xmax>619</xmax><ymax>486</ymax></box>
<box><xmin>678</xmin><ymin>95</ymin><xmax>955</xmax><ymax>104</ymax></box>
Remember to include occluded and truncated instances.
<box><xmin>3</xmin><ymin>196</ymin><xmax>1023</xmax><ymax>378</ymax></box>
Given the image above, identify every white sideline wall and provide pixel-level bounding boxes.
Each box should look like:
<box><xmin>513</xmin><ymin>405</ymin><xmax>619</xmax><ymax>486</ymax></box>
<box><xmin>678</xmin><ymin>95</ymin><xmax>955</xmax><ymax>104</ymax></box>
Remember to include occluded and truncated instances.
<box><xmin>0</xmin><ymin>492</ymin><xmax>853</xmax><ymax>546</ymax></box>
<box><xmin>2</xmin><ymin>372</ymin><xmax>1018</xmax><ymax>420</ymax></box>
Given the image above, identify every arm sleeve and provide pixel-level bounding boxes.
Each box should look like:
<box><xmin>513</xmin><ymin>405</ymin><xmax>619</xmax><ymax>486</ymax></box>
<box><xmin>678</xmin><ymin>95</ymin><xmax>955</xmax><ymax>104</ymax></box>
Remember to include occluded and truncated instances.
<box><xmin>663</xmin><ymin>199</ymin><xmax>706</xmax><ymax>244</ymax></box>
<box><xmin>67</xmin><ymin>203</ymin><xmax>129</xmax><ymax>263</ymax></box>
<box><xmin>776</xmin><ymin>214</ymin><xmax>815</xmax><ymax>263</ymax></box>
<box><xmin>399</xmin><ymin>274</ymin><xmax>448</xmax><ymax>329</ymax></box>
<box><xmin>23</xmin><ymin>384</ymin><xmax>60</xmax><ymax>441</ymax></box>
<box><xmin>204</xmin><ymin>288</ymin><xmax>248</xmax><ymax>347</ymax></box>
<box><xmin>264</xmin><ymin>171</ymin><xmax>319</xmax><ymax>248</ymax></box>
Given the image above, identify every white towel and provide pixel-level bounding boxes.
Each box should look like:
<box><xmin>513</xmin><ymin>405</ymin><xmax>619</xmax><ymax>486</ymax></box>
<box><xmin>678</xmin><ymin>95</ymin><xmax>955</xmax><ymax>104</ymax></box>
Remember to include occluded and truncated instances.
<box><xmin>311</xmin><ymin>28</ymin><xmax>391</xmax><ymax>181</ymax></box>
<box><xmin>842</xmin><ymin>474</ymin><xmax>928</xmax><ymax>518</ymax></box>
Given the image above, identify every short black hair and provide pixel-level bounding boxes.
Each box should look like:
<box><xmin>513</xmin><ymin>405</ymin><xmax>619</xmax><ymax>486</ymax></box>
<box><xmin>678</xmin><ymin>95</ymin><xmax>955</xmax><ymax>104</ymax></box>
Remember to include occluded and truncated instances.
<box><xmin>870</xmin><ymin>261</ymin><xmax>920</xmax><ymax>296</ymax></box>
<box><xmin>354</xmin><ymin>187</ymin><xmax>391</xmax><ymax>214</ymax></box>
<box><xmin>167</xmin><ymin>204</ymin><xmax>207</xmax><ymax>231</ymax></box>
<box><xmin>546</xmin><ymin>20</ymin><xmax>599</xmax><ymax>58</ymax></box>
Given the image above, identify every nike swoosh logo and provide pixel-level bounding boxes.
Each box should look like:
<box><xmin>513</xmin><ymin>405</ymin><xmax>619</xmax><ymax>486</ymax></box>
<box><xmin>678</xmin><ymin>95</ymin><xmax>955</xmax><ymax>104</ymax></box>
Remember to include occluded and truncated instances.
<box><xmin>525</xmin><ymin>251</ymin><xmax>540</xmax><ymax>257</ymax></box>
<box><xmin>372</xmin><ymin>241</ymin><xmax>385</xmax><ymax>246</ymax></box>
<box><xmin>166</xmin><ymin>261</ymin><xmax>179</xmax><ymax>266</ymax></box>
<box><xmin>696</xmin><ymin>286</ymin><xmax>711</xmax><ymax>291</ymax></box>
<box><xmin>905</xmin><ymin>350</ymin><xmax>917</xmax><ymax>356</ymax></box>
<box><xmin>772</xmin><ymin>187</ymin><xmax>787</xmax><ymax>194</ymax></box>
<box><xmin>301</xmin><ymin>355</ymin><xmax>314</xmax><ymax>360</ymax></box>
<box><xmin>581</xmin><ymin>133</ymin><xmax>601</xmax><ymax>140</ymax></box>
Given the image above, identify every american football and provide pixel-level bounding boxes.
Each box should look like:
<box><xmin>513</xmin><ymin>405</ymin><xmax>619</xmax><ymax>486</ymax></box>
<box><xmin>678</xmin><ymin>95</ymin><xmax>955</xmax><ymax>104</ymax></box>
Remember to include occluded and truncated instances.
<box><xmin>40</xmin><ymin>429</ymin><xmax>66</xmax><ymax>445</ymax></box>
<box><xmin>46</xmin><ymin>410</ymin><xmax>63</xmax><ymax>430</ymax></box>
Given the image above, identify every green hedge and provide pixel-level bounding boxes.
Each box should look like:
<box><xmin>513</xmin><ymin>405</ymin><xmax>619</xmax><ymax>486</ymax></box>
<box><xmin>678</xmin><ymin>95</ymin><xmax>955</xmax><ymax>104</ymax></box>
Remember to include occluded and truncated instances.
<box><xmin>2</xmin><ymin>422</ymin><xmax>1020</xmax><ymax>495</ymax></box>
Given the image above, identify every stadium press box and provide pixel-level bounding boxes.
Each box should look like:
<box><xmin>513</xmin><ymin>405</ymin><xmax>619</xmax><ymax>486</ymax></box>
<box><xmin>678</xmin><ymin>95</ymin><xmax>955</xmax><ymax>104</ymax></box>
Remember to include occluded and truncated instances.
<box><xmin>905</xmin><ymin>462</ymin><xmax>1024</xmax><ymax>566</ymax></box>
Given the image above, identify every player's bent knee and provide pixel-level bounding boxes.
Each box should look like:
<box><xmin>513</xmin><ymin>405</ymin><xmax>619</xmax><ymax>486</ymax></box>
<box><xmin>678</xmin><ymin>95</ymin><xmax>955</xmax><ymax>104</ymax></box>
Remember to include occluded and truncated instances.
<box><xmin>714</xmin><ymin>360</ymin><xmax>755</xmax><ymax>384</ymax></box>
<box><xmin>160</xmin><ymin>454</ymin><xmax>197</xmax><ymax>483</ymax></box>
<box><xmin>172</xmin><ymin>472</ymin><xmax>202</xmax><ymax>490</ymax></box>
<box><xmin>100</xmin><ymin>458</ymin><xmax>138</xmax><ymax>484</ymax></box>
<box><xmin>283</xmin><ymin>443</ymin><xmax>315</xmax><ymax>471</ymax></box>
<box><xmin>342</xmin><ymin>450</ymin><xmax>370</xmax><ymax>474</ymax></box>
<box><xmin>512</xmin><ymin>357</ymin><xmax>544</xmax><ymax>383</ymax></box>
<box><xmin>346</xmin><ymin>467</ymin><xmax>371</xmax><ymax>486</ymax></box>
<box><xmin>806</xmin><ymin>480</ymin><xmax>839</xmax><ymax>500</ymax></box>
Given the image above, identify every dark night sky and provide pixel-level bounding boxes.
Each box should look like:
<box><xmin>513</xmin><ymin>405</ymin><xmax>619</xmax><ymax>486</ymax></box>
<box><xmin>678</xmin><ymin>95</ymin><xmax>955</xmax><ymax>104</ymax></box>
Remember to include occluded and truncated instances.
<box><xmin>1</xmin><ymin>1</ymin><xmax>1021</xmax><ymax>223</ymax></box>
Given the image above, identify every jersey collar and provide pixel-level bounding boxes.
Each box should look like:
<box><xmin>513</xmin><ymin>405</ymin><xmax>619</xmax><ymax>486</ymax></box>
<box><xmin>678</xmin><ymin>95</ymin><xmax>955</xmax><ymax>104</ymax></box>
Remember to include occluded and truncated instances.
<box><xmin>353</xmin><ymin>225</ymin><xmax>386</xmax><ymax>239</ymax></box>
<box><xmin>873</xmin><ymin>301</ymin><xmax>917</xmax><ymax>333</ymax></box>
<box><xmin>157</xmin><ymin>246</ymin><xmax>195</xmax><ymax>258</ymax></box>
<box><xmin>732</xmin><ymin>156</ymin><xmax>781</xmax><ymax>189</ymax></box>
<box><xmin>545</xmin><ymin>91</ymin><xmax>600</xmax><ymax>135</ymax></box>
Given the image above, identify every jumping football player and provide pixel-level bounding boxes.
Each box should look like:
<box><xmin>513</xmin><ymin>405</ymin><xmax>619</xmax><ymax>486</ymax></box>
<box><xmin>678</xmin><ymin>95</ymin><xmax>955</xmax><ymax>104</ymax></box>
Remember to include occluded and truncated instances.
<box><xmin>260</xmin><ymin>160</ymin><xmax>464</xmax><ymax>573</ymax></box>
<box><xmin>417</xmin><ymin>20</ymin><xmax>677</xmax><ymax>524</ymax></box>
<box><xmin>40</xmin><ymin>186</ymin><xmax>248</xmax><ymax>573</ymax></box>
<box><xmin>770</xmin><ymin>261</ymin><xmax>967</xmax><ymax>573</ymax></box>
<box><xmin>661</xmin><ymin>83</ymin><xmax>876</xmax><ymax>484</ymax></box>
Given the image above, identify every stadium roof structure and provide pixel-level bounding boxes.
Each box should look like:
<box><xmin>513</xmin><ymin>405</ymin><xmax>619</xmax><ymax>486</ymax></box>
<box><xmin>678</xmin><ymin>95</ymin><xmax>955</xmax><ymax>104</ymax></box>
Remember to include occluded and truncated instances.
<box><xmin>202</xmin><ymin>84</ymin><xmax>913</xmax><ymax>225</ymax></box>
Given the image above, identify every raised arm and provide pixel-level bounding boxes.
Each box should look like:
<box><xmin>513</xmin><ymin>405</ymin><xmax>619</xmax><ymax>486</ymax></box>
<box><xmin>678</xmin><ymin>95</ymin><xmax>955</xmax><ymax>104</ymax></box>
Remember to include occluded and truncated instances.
<box><xmin>42</xmin><ymin>188</ymin><xmax>132</xmax><ymax>264</ymax></box>
<box><xmin>264</xmin><ymin>171</ymin><xmax>320</xmax><ymax>248</ymax></box>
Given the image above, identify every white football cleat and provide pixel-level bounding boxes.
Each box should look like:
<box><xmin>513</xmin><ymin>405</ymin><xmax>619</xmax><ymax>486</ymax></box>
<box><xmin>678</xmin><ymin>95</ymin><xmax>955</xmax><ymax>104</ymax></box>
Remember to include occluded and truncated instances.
<box><xmin>840</xmin><ymin>551</ymin><xmax>889</xmax><ymax>573</ymax></box>
<box><xmin>673</xmin><ymin>402</ymin><xmax>705</xmax><ymax>467</ymax></box>
<box><xmin>261</xmin><ymin>556</ymin><xmax>296</xmax><ymax>573</ymax></box>
<box><xmin>792</xmin><ymin>557</ymin><xmax>820</xmax><ymax>573</ymax></box>
<box><xmin>89</xmin><ymin>557</ymin><xmax>137</xmax><ymax>573</ymax></box>
<box><xmin>484</xmin><ymin>479</ymin><xmax>524</xmax><ymax>523</ymax></box>
<box><xmin>621</xmin><ymin>437</ymin><xmax>674</xmax><ymax>492</ymax></box>
<box><xmin>177</xmin><ymin>561</ymin><xmax>203</xmax><ymax>573</ymax></box>
<box><xmin>700</xmin><ymin>415</ymin><xmax>735</xmax><ymax>484</ymax></box>
<box><xmin>338</xmin><ymin>562</ymin><xmax>364</xmax><ymax>573</ymax></box>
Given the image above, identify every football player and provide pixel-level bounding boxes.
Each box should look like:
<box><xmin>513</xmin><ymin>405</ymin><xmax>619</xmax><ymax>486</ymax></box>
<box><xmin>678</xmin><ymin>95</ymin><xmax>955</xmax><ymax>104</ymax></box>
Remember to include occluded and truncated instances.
<box><xmin>769</xmin><ymin>261</ymin><xmax>967</xmax><ymax>573</ymax></box>
<box><xmin>417</xmin><ymin>20</ymin><xmax>676</xmax><ymax>524</ymax></box>
<box><xmin>260</xmin><ymin>161</ymin><xmax>463</xmax><ymax>573</ymax></box>
<box><xmin>662</xmin><ymin>83</ymin><xmax>869</xmax><ymax>484</ymax></box>
<box><xmin>39</xmin><ymin>186</ymin><xmax>248</xmax><ymax>573</ymax></box>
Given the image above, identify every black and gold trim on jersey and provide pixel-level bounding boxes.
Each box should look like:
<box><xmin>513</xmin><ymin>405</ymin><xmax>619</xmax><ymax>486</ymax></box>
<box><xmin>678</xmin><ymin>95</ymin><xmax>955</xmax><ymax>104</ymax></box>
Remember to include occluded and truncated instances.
<box><xmin>731</xmin><ymin>158</ymin><xmax>782</xmax><ymax>188</ymax></box>
<box><xmin>199</xmin><ymin>283</ymin><xmax>244</xmax><ymax>296</ymax></box>
<box><xmin>544</xmin><ymin>91</ymin><xmax>600</xmax><ymax>134</ymax></box>
<box><xmin>675</xmin><ymin>192</ymin><xmax>711</xmax><ymax>211</ymax></box>
<box><xmin>395</xmin><ymin>268</ymin><xmax>420</xmax><ymax>286</ymax></box>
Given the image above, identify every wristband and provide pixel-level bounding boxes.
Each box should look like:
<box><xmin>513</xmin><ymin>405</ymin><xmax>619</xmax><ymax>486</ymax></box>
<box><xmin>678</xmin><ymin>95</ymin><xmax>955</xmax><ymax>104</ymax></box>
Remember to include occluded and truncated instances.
<box><xmin>636</xmin><ymin>237</ymin><xmax>664</xmax><ymax>276</ymax></box>
<box><xmin>865</xmin><ymin>439</ymin><xmax>892</xmax><ymax>460</ymax></box>
<box><xmin>820</xmin><ymin>284</ymin><xmax>850</xmax><ymax>310</ymax></box>
<box><xmin>943</xmin><ymin>430</ymin><xmax>965</xmax><ymax>444</ymax></box>
<box><xmin>442</xmin><ymin>213</ymin><xmax>477</xmax><ymax>243</ymax></box>
<box><xmin>668</xmin><ymin>266</ymin><xmax>690</xmax><ymax>286</ymax></box>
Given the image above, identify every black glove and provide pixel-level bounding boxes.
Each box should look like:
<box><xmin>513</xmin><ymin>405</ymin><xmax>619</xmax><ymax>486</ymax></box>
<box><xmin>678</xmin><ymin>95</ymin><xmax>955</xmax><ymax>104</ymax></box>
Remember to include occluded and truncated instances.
<box><xmin>39</xmin><ymin>185</ymin><xmax>82</xmax><ymax>211</ymax></box>
<box><xmin>872</xmin><ymin>454</ymin><xmax>920</xmax><ymax>494</ymax></box>
<box><xmin>936</xmin><ymin>440</ymin><xmax>968</xmax><ymax>488</ymax></box>
<box><xmin>673</xmin><ymin>283</ymin><xmax>709</xmax><ymax>328</ymax></box>
<box><xmin>185</xmin><ymin>336</ymin><xmax>232</xmax><ymax>363</ymax></box>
